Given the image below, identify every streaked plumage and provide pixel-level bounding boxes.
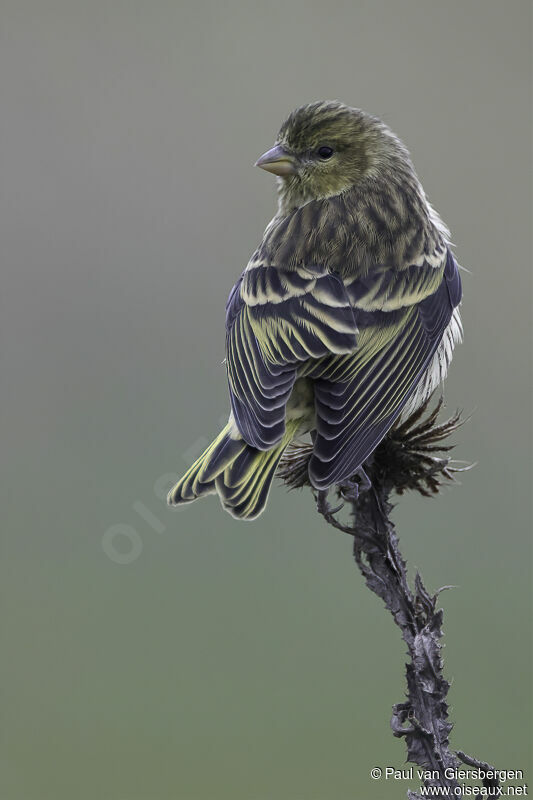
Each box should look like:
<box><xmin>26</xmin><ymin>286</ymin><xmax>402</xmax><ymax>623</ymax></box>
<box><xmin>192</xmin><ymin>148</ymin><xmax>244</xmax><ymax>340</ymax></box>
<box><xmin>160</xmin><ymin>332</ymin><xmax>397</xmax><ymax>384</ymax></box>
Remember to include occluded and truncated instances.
<box><xmin>168</xmin><ymin>101</ymin><xmax>463</xmax><ymax>519</ymax></box>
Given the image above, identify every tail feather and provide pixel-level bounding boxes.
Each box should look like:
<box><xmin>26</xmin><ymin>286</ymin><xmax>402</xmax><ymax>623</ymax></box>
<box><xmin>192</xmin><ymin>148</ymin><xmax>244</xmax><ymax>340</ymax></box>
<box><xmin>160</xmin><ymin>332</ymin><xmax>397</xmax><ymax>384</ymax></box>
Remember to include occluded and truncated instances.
<box><xmin>168</xmin><ymin>421</ymin><xmax>298</xmax><ymax>520</ymax></box>
<box><xmin>168</xmin><ymin>424</ymin><xmax>245</xmax><ymax>504</ymax></box>
<box><xmin>216</xmin><ymin>443</ymin><xmax>286</xmax><ymax>518</ymax></box>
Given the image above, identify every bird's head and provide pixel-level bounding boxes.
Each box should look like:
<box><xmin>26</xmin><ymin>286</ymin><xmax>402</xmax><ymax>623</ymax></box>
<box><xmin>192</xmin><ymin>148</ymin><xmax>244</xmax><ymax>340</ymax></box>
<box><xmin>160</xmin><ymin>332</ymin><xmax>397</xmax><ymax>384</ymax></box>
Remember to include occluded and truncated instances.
<box><xmin>255</xmin><ymin>100</ymin><xmax>412</xmax><ymax>210</ymax></box>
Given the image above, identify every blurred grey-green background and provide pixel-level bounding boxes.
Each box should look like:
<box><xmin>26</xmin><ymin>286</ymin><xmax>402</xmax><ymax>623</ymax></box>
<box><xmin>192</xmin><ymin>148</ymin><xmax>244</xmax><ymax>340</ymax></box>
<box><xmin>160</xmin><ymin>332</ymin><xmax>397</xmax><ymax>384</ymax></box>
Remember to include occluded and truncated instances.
<box><xmin>1</xmin><ymin>1</ymin><xmax>531</xmax><ymax>798</ymax></box>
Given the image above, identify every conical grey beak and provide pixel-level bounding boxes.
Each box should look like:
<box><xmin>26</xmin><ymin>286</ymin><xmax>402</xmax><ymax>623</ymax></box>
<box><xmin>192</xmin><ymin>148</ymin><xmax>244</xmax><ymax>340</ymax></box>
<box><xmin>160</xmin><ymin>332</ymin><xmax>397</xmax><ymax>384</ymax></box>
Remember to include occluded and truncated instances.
<box><xmin>254</xmin><ymin>144</ymin><xmax>297</xmax><ymax>176</ymax></box>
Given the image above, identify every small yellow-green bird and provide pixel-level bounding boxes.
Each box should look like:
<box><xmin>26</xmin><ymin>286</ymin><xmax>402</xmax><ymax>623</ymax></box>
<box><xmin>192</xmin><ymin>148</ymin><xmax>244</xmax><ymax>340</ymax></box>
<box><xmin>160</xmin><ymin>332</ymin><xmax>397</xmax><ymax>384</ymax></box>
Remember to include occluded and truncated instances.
<box><xmin>168</xmin><ymin>101</ymin><xmax>462</xmax><ymax>519</ymax></box>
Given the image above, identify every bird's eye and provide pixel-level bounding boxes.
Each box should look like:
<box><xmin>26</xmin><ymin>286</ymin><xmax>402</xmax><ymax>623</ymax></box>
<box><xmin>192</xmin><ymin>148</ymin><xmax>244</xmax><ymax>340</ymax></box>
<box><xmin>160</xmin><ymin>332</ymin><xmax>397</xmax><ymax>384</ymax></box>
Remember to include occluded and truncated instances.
<box><xmin>317</xmin><ymin>146</ymin><xmax>334</xmax><ymax>160</ymax></box>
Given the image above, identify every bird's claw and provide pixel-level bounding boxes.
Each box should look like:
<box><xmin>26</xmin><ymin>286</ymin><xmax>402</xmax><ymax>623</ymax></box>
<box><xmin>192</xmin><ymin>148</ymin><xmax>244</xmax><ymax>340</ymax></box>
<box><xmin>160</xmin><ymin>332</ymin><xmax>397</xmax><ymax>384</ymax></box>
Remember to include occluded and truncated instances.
<box><xmin>316</xmin><ymin>489</ymin><xmax>344</xmax><ymax>518</ymax></box>
<box><xmin>339</xmin><ymin>481</ymin><xmax>360</xmax><ymax>501</ymax></box>
<box><xmin>316</xmin><ymin>468</ymin><xmax>372</xmax><ymax>520</ymax></box>
<box><xmin>339</xmin><ymin>467</ymin><xmax>372</xmax><ymax>502</ymax></box>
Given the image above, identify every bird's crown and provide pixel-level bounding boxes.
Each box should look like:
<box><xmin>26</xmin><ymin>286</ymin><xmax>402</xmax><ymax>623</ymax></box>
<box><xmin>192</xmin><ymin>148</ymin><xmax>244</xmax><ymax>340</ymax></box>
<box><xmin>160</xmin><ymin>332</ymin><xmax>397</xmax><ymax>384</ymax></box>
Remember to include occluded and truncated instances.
<box><xmin>278</xmin><ymin>100</ymin><xmax>378</xmax><ymax>155</ymax></box>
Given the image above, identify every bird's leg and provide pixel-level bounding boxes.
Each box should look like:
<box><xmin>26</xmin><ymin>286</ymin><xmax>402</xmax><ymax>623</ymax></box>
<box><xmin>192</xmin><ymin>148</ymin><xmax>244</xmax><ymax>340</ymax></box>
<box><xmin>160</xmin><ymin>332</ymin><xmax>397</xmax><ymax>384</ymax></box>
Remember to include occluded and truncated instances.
<box><xmin>338</xmin><ymin>466</ymin><xmax>372</xmax><ymax>502</ymax></box>
<box><xmin>316</xmin><ymin>468</ymin><xmax>372</xmax><ymax>516</ymax></box>
<box><xmin>316</xmin><ymin>488</ymin><xmax>344</xmax><ymax>517</ymax></box>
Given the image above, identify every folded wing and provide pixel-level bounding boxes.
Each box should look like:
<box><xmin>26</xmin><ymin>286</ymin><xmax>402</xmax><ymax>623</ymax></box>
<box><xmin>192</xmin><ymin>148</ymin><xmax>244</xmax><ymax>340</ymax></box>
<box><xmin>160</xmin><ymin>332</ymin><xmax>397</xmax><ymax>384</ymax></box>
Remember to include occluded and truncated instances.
<box><xmin>307</xmin><ymin>249</ymin><xmax>462</xmax><ymax>488</ymax></box>
<box><xmin>225</xmin><ymin>264</ymin><xmax>358</xmax><ymax>449</ymax></box>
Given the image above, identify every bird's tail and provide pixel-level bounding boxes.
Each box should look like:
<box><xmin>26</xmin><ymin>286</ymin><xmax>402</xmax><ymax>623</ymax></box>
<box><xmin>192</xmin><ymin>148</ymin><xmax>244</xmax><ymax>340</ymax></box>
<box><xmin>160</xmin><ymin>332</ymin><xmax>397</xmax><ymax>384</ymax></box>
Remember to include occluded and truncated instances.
<box><xmin>167</xmin><ymin>420</ymin><xmax>299</xmax><ymax>520</ymax></box>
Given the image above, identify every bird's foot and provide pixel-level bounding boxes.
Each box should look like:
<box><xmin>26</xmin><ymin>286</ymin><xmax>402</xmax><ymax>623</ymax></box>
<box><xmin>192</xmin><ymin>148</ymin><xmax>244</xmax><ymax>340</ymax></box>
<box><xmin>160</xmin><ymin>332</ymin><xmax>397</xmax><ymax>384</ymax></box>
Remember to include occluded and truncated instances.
<box><xmin>316</xmin><ymin>488</ymin><xmax>344</xmax><ymax>520</ymax></box>
<box><xmin>338</xmin><ymin>467</ymin><xmax>372</xmax><ymax>502</ymax></box>
<box><xmin>315</xmin><ymin>468</ymin><xmax>372</xmax><ymax>524</ymax></box>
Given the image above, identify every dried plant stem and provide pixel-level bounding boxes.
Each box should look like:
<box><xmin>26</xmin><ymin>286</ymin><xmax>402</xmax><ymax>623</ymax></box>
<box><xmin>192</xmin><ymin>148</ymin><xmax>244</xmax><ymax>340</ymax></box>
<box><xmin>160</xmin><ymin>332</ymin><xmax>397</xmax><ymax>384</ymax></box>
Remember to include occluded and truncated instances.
<box><xmin>278</xmin><ymin>399</ymin><xmax>500</xmax><ymax>798</ymax></box>
<box><xmin>345</xmin><ymin>485</ymin><xmax>461</xmax><ymax>797</ymax></box>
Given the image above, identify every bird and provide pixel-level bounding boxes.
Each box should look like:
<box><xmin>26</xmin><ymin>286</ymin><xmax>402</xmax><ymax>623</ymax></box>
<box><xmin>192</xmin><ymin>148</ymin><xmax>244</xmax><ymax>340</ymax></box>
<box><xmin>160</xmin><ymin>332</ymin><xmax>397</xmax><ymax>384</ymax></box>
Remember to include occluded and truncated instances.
<box><xmin>167</xmin><ymin>100</ymin><xmax>463</xmax><ymax>520</ymax></box>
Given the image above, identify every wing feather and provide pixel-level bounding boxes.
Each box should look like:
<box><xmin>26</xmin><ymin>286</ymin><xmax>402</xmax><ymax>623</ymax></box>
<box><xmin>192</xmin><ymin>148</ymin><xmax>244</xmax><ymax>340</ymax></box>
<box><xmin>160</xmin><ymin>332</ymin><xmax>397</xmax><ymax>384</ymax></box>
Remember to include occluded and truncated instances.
<box><xmin>308</xmin><ymin>250</ymin><xmax>462</xmax><ymax>488</ymax></box>
<box><xmin>225</xmin><ymin>264</ymin><xmax>358</xmax><ymax>449</ymax></box>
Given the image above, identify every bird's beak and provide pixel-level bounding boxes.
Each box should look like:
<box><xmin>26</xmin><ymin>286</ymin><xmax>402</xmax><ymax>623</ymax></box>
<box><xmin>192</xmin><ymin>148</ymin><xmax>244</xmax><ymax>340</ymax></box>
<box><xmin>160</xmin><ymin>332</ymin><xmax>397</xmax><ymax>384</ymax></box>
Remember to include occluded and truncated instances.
<box><xmin>254</xmin><ymin>144</ymin><xmax>297</xmax><ymax>176</ymax></box>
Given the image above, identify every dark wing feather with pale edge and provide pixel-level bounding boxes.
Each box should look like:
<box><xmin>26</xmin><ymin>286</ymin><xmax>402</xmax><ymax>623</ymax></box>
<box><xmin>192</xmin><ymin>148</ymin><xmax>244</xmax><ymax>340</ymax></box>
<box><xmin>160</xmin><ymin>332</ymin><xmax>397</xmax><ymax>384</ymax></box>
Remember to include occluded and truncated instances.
<box><xmin>308</xmin><ymin>251</ymin><xmax>461</xmax><ymax>488</ymax></box>
<box><xmin>225</xmin><ymin>265</ymin><xmax>358</xmax><ymax>449</ymax></box>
